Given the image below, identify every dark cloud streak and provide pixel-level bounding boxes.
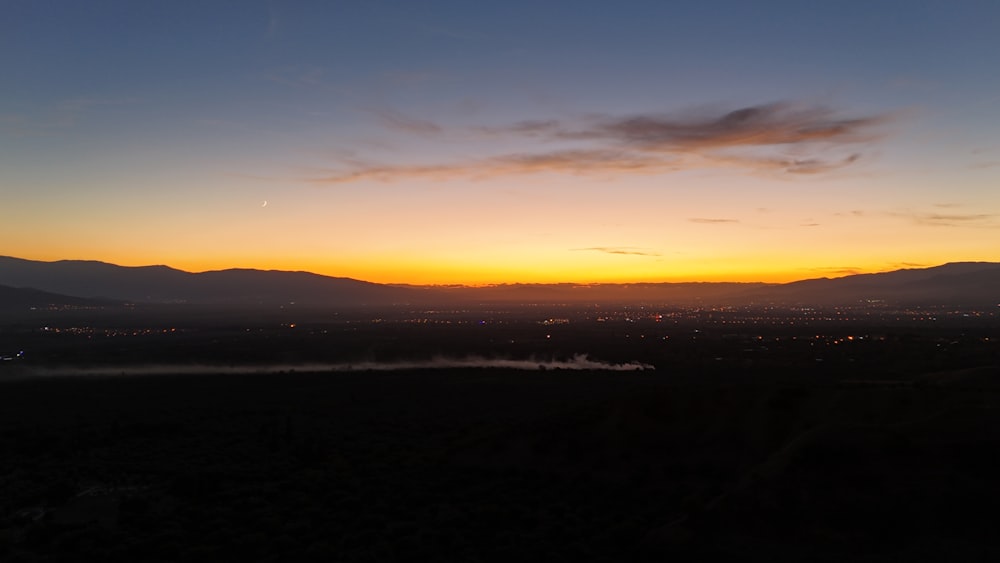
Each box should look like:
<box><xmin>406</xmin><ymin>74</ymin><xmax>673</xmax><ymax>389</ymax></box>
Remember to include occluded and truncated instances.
<box><xmin>553</xmin><ymin>103</ymin><xmax>886</xmax><ymax>150</ymax></box>
<box><xmin>371</xmin><ymin>108</ymin><xmax>443</xmax><ymax>135</ymax></box>
<box><xmin>811</xmin><ymin>266</ymin><xmax>864</xmax><ymax>276</ymax></box>
<box><xmin>889</xmin><ymin>211</ymin><xmax>997</xmax><ymax>227</ymax></box>
<box><xmin>309</xmin><ymin>149</ymin><xmax>673</xmax><ymax>184</ymax></box>
<box><xmin>312</xmin><ymin>102</ymin><xmax>890</xmax><ymax>184</ymax></box>
<box><xmin>688</xmin><ymin>218</ymin><xmax>739</xmax><ymax>224</ymax></box>
<box><xmin>573</xmin><ymin>247</ymin><xmax>662</xmax><ymax>257</ymax></box>
<box><xmin>915</xmin><ymin>213</ymin><xmax>995</xmax><ymax>226</ymax></box>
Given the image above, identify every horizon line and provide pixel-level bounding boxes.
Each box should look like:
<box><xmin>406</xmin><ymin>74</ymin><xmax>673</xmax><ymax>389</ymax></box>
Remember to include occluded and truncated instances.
<box><xmin>3</xmin><ymin>255</ymin><xmax>997</xmax><ymax>288</ymax></box>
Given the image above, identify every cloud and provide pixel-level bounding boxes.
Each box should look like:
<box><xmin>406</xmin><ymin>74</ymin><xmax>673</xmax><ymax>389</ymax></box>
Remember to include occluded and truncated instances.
<box><xmin>1</xmin><ymin>98</ymin><xmax>136</xmax><ymax>137</ymax></box>
<box><xmin>411</xmin><ymin>22</ymin><xmax>494</xmax><ymax>42</ymax></box>
<box><xmin>543</xmin><ymin>103</ymin><xmax>886</xmax><ymax>151</ymax></box>
<box><xmin>311</xmin><ymin>102</ymin><xmax>889</xmax><ymax>184</ymax></box>
<box><xmin>309</xmin><ymin>149</ymin><xmax>673</xmax><ymax>184</ymax></box>
<box><xmin>477</xmin><ymin>119</ymin><xmax>562</xmax><ymax>137</ymax></box>
<box><xmin>573</xmin><ymin>247</ymin><xmax>661</xmax><ymax>257</ymax></box>
<box><xmin>371</xmin><ymin>108</ymin><xmax>443</xmax><ymax>135</ymax></box>
<box><xmin>838</xmin><ymin>207</ymin><xmax>998</xmax><ymax>228</ymax></box>
<box><xmin>811</xmin><ymin>266</ymin><xmax>864</xmax><ymax>276</ymax></box>
<box><xmin>833</xmin><ymin>210</ymin><xmax>867</xmax><ymax>217</ymax></box>
<box><xmin>688</xmin><ymin>217</ymin><xmax>739</xmax><ymax>224</ymax></box>
<box><xmin>836</xmin><ymin>208</ymin><xmax>998</xmax><ymax>229</ymax></box>
<box><xmin>891</xmin><ymin>212</ymin><xmax>997</xmax><ymax>227</ymax></box>
<box><xmin>919</xmin><ymin>213</ymin><xmax>995</xmax><ymax>226</ymax></box>
<box><xmin>685</xmin><ymin>151</ymin><xmax>862</xmax><ymax>175</ymax></box>
<box><xmin>263</xmin><ymin>64</ymin><xmax>327</xmax><ymax>87</ymax></box>
<box><xmin>492</xmin><ymin>149</ymin><xmax>670</xmax><ymax>174</ymax></box>
<box><xmin>781</xmin><ymin>153</ymin><xmax>861</xmax><ymax>174</ymax></box>
<box><xmin>52</xmin><ymin>98</ymin><xmax>135</xmax><ymax>115</ymax></box>
<box><xmin>970</xmin><ymin>160</ymin><xmax>1000</xmax><ymax>169</ymax></box>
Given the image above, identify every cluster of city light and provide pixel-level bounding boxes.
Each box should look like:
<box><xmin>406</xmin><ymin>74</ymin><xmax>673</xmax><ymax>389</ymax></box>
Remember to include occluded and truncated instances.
<box><xmin>38</xmin><ymin>327</ymin><xmax>181</xmax><ymax>336</ymax></box>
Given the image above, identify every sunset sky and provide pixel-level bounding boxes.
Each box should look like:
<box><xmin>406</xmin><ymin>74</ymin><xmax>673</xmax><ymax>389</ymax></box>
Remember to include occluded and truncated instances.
<box><xmin>3</xmin><ymin>1</ymin><xmax>998</xmax><ymax>284</ymax></box>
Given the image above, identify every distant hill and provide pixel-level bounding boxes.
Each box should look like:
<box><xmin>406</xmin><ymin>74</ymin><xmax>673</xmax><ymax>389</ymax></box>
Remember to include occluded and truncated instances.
<box><xmin>0</xmin><ymin>256</ymin><xmax>421</xmax><ymax>307</ymax></box>
<box><xmin>748</xmin><ymin>262</ymin><xmax>1000</xmax><ymax>306</ymax></box>
<box><xmin>0</xmin><ymin>284</ymin><xmax>114</xmax><ymax>311</ymax></box>
<box><xmin>1</xmin><ymin>256</ymin><xmax>998</xmax><ymax>308</ymax></box>
<box><xmin>425</xmin><ymin>282</ymin><xmax>771</xmax><ymax>305</ymax></box>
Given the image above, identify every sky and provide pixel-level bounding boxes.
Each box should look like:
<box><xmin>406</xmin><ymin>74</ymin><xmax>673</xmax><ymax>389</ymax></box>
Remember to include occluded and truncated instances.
<box><xmin>2</xmin><ymin>0</ymin><xmax>999</xmax><ymax>285</ymax></box>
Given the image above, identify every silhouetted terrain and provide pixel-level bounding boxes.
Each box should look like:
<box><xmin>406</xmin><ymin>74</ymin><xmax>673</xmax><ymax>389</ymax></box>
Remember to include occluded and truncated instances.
<box><xmin>0</xmin><ymin>256</ymin><xmax>420</xmax><ymax>307</ymax></box>
<box><xmin>756</xmin><ymin>262</ymin><xmax>1000</xmax><ymax>306</ymax></box>
<box><xmin>1</xmin><ymin>256</ymin><xmax>999</xmax><ymax>561</ymax></box>
<box><xmin>2</xmin><ymin>365</ymin><xmax>1000</xmax><ymax>561</ymax></box>
<box><xmin>3</xmin><ymin>256</ymin><xmax>998</xmax><ymax>307</ymax></box>
<box><xmin>0</xmin><ymin>285</ymin><xmax>115</xmax><ymax>311</ymax></box>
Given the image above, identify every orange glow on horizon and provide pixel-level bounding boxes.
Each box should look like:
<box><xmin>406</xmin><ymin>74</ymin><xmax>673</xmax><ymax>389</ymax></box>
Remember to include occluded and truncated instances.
<box><xmin>8</xmin><ymin>249</ymin><xmax>963</xmax><ymax>287</ymax></box>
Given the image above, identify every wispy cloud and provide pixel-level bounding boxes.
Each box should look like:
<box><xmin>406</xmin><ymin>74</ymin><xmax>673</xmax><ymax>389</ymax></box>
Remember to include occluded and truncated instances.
<box><xmin>411</xmin><ymin>22</ymin><xmax>494</xmax><ymax>42</ymax></box>
<box><xmin>970</xmin><ymin>160</ymin><xmax>1000</xmax><ymax>169</ymax></box>
<box><xmin>55</xmin><ymin>98</ymin><xmax>135</xmax><ymax>112</ymax></box>
<box><xmin>772</xmin><ymin>153</ymin><xmax>861</xmax><ymax>174</ymax></box>
<box><xmin>370</xmin><ymin>108</ymin><xmax>443</xmax><ymax>136</ymax></box>
<box><xmin>833</xmin><ymin>209</ymin><xmax>867</xmax><ymax>217</ymax></box>
<box><xmin>263</xmin><ymin>64</ymin><xmax>328</xmax><ymax>87</ymax></box>
<box><xmin>834</xmin><ymin>207</ymin><xmax>999</xmax><ymax>229</ymax></box>
<box><xmin>918</xmin><ymin>213</ymin><xmax>995</xmax><ymax>226</ymax></box>
<box><xmin>688</xmin><ymin>217</ymin><xmax>739</xmax><ymax>224</ymax></box>
<box><xmin>310</xmin><ymin>149</ymin><xmax>673</xmax><ymax>184</ymax></box>
<box><xmin>1</xmin><ymin>98</ymin><xmax>136</xmax><ymax>137</ymax></box>
<box><xmin>309</xmin><ymin>102</ymin><xmax>890</xmax><ymax>184</ymax></box>
<box><xmin>573</xmin><ymin>247</ymin><xmax>661</xmax><ymax>257</ymax></box>
<box><xmin>811</xmin><ymin>266</ymin><xmax>864</xmax><ymax>276</ymax></box>
<box><xmin>891</xmin><ymin>211</ymin><xmax>997</xmax><ymax>227</ymax></box>
<box><xmin>529</xmin><ymin>103</ymin><xmax>885</xmax><ymax>150</ymax></box>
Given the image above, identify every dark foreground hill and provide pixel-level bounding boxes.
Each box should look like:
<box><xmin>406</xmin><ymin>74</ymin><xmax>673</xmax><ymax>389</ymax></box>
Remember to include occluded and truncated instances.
<box><xmin>2</xmin><ymin>368</ymin><xmax>1000</xmax><ymax>562</ymax></box>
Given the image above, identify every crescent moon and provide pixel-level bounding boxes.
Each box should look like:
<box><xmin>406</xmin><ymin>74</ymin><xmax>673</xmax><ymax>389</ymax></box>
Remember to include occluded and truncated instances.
<box><xmin>261</xmin><ymin>200</ymin><xmax>268</xmax><ymax>207</ymax></box>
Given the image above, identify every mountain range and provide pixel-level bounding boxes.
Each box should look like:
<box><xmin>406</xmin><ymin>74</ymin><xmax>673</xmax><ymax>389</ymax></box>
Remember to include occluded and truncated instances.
<box><xmin>1</xmin><ymin>256</ymin><xmax>998</xmax><ymax>309</ymax></box>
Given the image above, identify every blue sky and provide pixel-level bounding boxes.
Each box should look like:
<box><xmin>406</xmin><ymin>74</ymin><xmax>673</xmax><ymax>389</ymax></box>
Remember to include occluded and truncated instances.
<box><xmin>3</xmin><ymin>0</ymin><xmax>998</xmax><ymax>283</ymax></box>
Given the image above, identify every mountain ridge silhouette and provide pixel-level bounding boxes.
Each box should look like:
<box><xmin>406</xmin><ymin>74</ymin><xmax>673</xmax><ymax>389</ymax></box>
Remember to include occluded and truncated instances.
<box><xmin>1</xmin><ymin>256</ymin><xmax>997</xmax><ymax>307</ymax></box>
